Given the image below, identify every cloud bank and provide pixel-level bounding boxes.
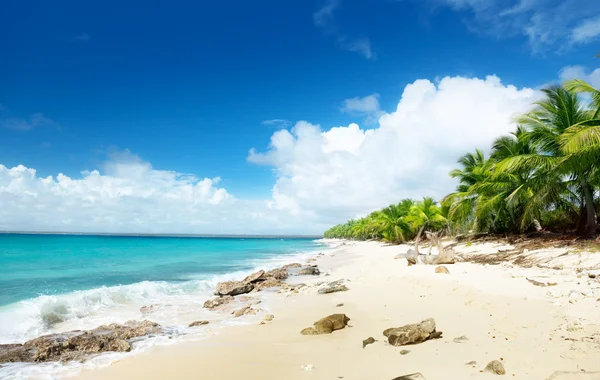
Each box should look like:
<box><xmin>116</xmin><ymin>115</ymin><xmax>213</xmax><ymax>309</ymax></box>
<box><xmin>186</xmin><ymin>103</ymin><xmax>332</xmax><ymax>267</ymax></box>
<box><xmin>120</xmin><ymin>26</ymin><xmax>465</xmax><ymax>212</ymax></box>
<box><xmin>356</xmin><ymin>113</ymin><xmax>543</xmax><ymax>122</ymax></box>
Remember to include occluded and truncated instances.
<box><xmin>1</xmin><ymin>76</ymin><xmax>538</xmax><ymax>234</ymax></box>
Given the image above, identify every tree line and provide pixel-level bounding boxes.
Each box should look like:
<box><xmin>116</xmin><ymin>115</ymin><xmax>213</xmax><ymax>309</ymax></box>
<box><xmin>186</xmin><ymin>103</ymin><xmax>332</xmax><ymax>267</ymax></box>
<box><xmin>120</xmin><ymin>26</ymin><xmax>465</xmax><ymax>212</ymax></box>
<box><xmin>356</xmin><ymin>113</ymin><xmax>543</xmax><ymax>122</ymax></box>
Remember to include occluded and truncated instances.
<box><xmin>324</xmin><ymin>77</ymin><xmax>600</xmax><ymax>242</ymax></box>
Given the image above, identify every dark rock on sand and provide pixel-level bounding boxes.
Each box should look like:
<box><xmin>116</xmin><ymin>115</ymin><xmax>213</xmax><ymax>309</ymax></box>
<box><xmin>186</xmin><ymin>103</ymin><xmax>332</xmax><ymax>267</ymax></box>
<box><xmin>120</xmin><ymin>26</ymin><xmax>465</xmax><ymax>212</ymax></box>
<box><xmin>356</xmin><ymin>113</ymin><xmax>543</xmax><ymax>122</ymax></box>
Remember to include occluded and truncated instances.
<box><xmin>318</xmin><ymin>284</ymin><xmax>349</xmax><ymax>294</ymax></box>
<box><xmin>188</xmin><ymin>320</ymin><xmax>209</xmax><ymax>327</ymax></box>
<box><xmin>265</xmin><ymin>268</ymin><xmax>288</xmax><ymax>280</ymax></box>
<box><xmin>453</xmin><ymin>335</ymin><xmax>468</xmax><ymax>343</ymax></box>
<box><xmin>301</xmin><ymin>314</ymin><xmax>350</xmax><ymax>335</ymax></box>
<box><xmin>336</xmin><ymin>303</ymin><xmax>344</xmax><ymax>307</ymax></box>
<box><xmin>0</xmin><ymin>320</ymin><xmax>161</xmax><ymax>364</ymax></box>
<box><xmin>298</xmin><ymin>266</ymin><xmax>321</xmax><ymax>276</ymax></box>
<box><xmin>215</xmin><ymin>281</ymin><xmax>254</xmax><ymax>296</ymax></box>
<box><xmin>362</xmin><ymin>337</ymin><xmax>376</xmax><ymax>348</ymax></box>
<box><xmin>391</xmin><ymin>373</ymin><xmax>426</xmax><ymax>380</ymax></box>
<box><xmin>399</xmin><ymin>350</ymin><xmax>410</xmax><ymax>355</ymax></box>
<box><xmin>484</xmin><ymin>360</ymin><xmax>506</xmax><ymax>375</ymax></box>
<box><xmin>203</xmin><ymin>295</ymin><xmax>234</xmax><ymax>309</ymax></box>
<box><xmin>383</xmin><ymin>318</ymin><xmax>442</xmax><ymax>346</ymax></box>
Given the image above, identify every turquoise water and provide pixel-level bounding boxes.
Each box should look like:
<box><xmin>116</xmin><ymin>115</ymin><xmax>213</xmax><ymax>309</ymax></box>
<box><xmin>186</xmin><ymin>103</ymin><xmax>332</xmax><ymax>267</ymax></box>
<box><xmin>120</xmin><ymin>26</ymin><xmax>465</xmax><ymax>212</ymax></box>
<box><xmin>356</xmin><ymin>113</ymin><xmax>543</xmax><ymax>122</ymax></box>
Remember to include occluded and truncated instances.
<box><xmin>0</xmin><ymin>234</ymin><xmax>324</xmax><ymax>344</ymax></box>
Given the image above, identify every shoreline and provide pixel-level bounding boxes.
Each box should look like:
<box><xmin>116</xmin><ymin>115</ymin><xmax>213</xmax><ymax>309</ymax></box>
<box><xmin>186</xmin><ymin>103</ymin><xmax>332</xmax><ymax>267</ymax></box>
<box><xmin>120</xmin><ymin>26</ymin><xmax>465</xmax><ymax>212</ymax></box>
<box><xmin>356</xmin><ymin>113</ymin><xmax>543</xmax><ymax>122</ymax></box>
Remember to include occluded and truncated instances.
<box><xmin>69</xmin><ymin>239</ymin><xmax>600</xmax><ymax>380</ymax></box>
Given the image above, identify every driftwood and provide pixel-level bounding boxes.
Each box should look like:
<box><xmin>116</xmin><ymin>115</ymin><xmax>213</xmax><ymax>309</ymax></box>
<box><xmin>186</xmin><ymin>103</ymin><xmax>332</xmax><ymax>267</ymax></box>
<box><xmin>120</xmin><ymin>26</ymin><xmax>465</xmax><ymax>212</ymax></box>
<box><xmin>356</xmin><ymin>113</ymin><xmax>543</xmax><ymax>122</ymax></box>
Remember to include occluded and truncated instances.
<box><xmin>406</xmin><ymin>231</ymin><xmax>456</xmax><ymax>265</ymax></box>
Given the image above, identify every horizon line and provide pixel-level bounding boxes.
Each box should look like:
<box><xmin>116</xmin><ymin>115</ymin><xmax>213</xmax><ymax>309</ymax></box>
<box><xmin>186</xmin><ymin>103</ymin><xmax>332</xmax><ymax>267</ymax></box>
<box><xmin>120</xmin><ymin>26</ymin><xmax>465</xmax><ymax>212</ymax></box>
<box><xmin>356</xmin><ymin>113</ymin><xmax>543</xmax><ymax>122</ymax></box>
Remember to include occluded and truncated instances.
<box><xmin>0</xmin><ymin>230</ymin><xmax>324</xmax><ymax>239</ymax></box>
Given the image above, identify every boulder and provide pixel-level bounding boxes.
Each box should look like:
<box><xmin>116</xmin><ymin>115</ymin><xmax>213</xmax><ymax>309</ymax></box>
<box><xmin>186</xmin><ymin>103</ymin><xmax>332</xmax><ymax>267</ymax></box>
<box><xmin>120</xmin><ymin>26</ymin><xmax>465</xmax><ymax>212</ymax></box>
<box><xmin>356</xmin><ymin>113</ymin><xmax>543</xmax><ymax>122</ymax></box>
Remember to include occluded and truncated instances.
<box><xmin>203</xmin><ymin>295</ymin><xmax>234</xmax><ymax>309</ymax></box>
<box><xmin>188</xmin><ymin>320</ymin><xmax>209</xmax><ymax>327</ymax></box>
<box><xmin>383</xmin><ymin>318</ymin><xmax>442</xmax><ymax>346</ymax></box>
<box><xmin>435</xmin><ymin>266</ymin><xmax>450</xmax><ymax>274</ymax></box>
<box><xmin>318</xmin><ymin>284</ymin><xmax>349</xmax><ymax>294</ymax></box>
<box><xmin>265</xmin><ymin>268</ymin><xmax>288</xmax><ymax>280</ymax></box>
<box><xmin>484</xmin><ymin>360</ymin><xmax>506</xmax><ymax>375</ymax></box>
<box><xmin>282</xmin><ymin>263</ymin><xmax>302</xmax><ymax>269</ymax></box>
<box><xmin>301</xmin><ymin>314</ymin><xmax>350</xmax><ymax>335</ymax></box>
<box><xmin>215</xmin><ymin>281</ymin><xmax>254</xmax><ymax>296</ymax></box>
<box><xmin>242</xmin><ymin>270</ymin><xmax>265</xmax><ymax>284</ymax></box>
<box><xmin>0</xmin><ymin>320</ymin><xmax>161</xmax><ymax>364</ymax></box>
<box><xmin>392</xmin><ymin>373</ymin><xmax>426</xmax><ymax>380</ymax></box>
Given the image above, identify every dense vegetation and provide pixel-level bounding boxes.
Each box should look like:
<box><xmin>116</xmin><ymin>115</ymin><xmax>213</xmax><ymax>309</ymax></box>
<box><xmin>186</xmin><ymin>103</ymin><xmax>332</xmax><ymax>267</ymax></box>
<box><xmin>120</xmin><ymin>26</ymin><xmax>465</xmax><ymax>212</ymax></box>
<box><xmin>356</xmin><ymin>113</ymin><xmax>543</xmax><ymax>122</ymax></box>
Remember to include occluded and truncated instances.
<box><xmin>324</xmin><ymin>78</ymin><xmax>600</xmax><ymax>242</ymax></box>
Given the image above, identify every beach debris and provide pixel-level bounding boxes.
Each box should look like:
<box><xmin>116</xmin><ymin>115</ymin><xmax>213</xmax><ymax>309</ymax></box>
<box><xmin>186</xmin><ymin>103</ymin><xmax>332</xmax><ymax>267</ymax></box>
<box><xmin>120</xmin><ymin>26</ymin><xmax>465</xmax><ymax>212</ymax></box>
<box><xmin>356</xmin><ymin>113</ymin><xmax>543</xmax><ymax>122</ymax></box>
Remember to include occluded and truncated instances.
<box><xmin>336</xmin><ymin>303</ymin><xmax>344</xmax><ymax>307</ymax></box>
<box><xmin>399</xmin><ymin>349</ymin><xmax>410</xmax><ymax>355</ymax></box>
<box><xmin>391</xmin><ymin>373</ymin><xmax>426</xmax><ymax>380</ymax></box>
<box><xmin>318</xmin><ymin>282</ymin><xmax>349</xmax><ymax>294</ymax></box>
<box><xmin>526</xmin><ymin>278</ymin><xmax>557</xmax><ymax>287</ymax></box>
<box><xmin>301</xmin><ymin>314</ymin><xmax>350</xmax><ymax>335</ymax></box>
<box><xmin>484</xmin><ymin>360</ymin><xmax>506</xmax><ymax>375</ymax></box>
<box><xmin>453</xmin><ymin>335</ymin><xmax>469</xmax><ymax>343</ymax></box>
<box><xmin>215</xmin><ymin>281</ymin><xmax>254</xmax><ymax>296</ymax></box>
<box><xmin>301</xmin><ymin>364</ymin><xmax>315</xmax><ymax>371</ymax></box>
<box><xmin>465</xmin><ymin>361</ymin><xmax>477</xmax><ymax>366</ymax></box>
<box><xmin>264</xmin><ymin>314</ymin><xmax>275</xmax><ymax>322</ymax></box>
<box><xmin>362</xmin><ymin>337</ymin><xmax>376</xmax><ymax>348</ymax></box>
<box><xmin>188</xmin><ymin>320</ymin><xmax>209</xmax><ymax>327</ymax></box>
<box><xmin>203</xmin><ymin>295</ymin><xmax>234</xmax><ymax>309</ymax></box>
<box><xmin>383</xmin><ymin>318</ymin><xmax>442</xmax><ymax>346</ymax></box>
<box><xmin>0</xmin><ymin>320</ymin><xmax>161</xmax><ymax>364</ymax></box>
<box><xmin>435</xmin><ymin>266</ymin><xmax>450</xmax><ymax>274</ymax></box>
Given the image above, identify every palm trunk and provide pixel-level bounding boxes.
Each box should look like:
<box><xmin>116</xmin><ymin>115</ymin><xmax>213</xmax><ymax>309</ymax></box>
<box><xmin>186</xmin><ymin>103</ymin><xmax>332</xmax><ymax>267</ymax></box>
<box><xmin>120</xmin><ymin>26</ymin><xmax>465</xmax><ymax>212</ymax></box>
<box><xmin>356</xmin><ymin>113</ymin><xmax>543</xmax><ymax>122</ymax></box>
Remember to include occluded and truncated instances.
<box><xmin>583</xmin><ymin>184</ymin><xmax>597</xmax><ymax>237</ymax></box>
<box><xmin>577</xmin><ymin>196</ymin><xmax>586</xmax><ymax>235</ymax></box>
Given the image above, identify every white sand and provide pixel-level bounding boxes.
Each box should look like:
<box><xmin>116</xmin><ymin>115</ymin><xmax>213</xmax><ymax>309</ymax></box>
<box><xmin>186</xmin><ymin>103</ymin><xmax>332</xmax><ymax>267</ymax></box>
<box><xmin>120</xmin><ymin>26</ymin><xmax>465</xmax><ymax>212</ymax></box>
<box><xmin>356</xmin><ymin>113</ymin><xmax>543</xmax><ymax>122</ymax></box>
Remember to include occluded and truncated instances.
<box><xmin>77</xmin><ymin>240</ymin><xmax>600</xmax><ymax>380</ymax></box>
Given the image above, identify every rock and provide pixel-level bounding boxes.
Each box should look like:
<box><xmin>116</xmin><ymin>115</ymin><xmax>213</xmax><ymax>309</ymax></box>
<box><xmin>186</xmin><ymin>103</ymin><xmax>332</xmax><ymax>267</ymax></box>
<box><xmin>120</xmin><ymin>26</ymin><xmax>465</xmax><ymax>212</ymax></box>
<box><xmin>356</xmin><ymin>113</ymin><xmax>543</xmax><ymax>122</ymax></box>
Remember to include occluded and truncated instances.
<box><xmin>383</xmin><ymin>318</ymin><xmax>442</xmax><ymax>346</ymax></box>
<box><xmin>484</xmin><ymin>360</ymin><xmax>506</xmax><ymax>375</ymax></box>
<box><xmin>243</xmin><ymin>270</ymin><xmax>265</xmax><ymax>284</ymax></box>
<box><xmin>1</xmin><ymin>320</ymin><xmax>161</xmax><ymax>364</ymax></box>
<box><xmin>298</xmin><ymin>266</ymin><xmax>321</xmax><ymax>276</ymax></box>
<box><xmin>336</xmin><ymin>303</ymin><xmax>344</xmax><ymax>307</ymax></box>
<box><xmin>362</xmin><ymin>337</ymin><xmax>376</xmax><ymax>348</ymax></box>
<box><xmin>465</xmin><ymin>361</ymin><xmax>477</xmax><ymax>366</ymax></box>
<box><xmin>282</xmin><ymin>263</ymin><xmax>302</xmax><ymax>269</ymax></box>
<box><xmin>203</xmin><ymin>295</ymin><xmax>234</xmax><ymax>309</ymax></box>
<box><xmin>232</xmin><ymin>305</ymin><xmax>253</xmax><ymax>318</ymax></box>
<box><xmin>301</xmin><ymin>314</ymin><xmax>350</xmax><ymax>335</ymax></box>
<box><xmin>188</xmin><ymin>320</ymin><xmax>209</xmax><ymax>327</ymax></box>
<box><xmin>215</xmin><ymin>281</ymin><xmax>254</xmax><ymax>296</ymax></box>
<box><xmin>0</xmin><ymin>344</ymin><xmax>34</xmax><ymax>363</ymax></box>
<box><xmin>399</xmin><ymin>350</ymin><xmax>410</xmax><ymax>355</ymax></box>
<box><xmin>253</xmin><ymin>277</ymin><xmax>282</xmax><ymax>291</ymax></box>
<box><xmin>264</xmin><ymin>314</ymin><xmax>275</xmax><ymax>322</ymax></box>
<box><xmin>435</xmin><ymin>266</ymin><xmax>449</xmax><ymax>274</ymax></box>
<box><xmin>391</xmin><ymin>373</ymin><xmax>426</xmax><ymax>380</ymax></box>
<box><xmin>265</xmin><ymin>268</ymin><xmax>288</xmax><ymax>280</ymax></box>
<box><xmin>453</xmin><ymin>335</ymin><xmax>468</xmax><ymax>343</ymax></box>
<box><xmin>318</xmin><ymin>284</ymin><xmax>349</xmax><ymax>294</ymax></box>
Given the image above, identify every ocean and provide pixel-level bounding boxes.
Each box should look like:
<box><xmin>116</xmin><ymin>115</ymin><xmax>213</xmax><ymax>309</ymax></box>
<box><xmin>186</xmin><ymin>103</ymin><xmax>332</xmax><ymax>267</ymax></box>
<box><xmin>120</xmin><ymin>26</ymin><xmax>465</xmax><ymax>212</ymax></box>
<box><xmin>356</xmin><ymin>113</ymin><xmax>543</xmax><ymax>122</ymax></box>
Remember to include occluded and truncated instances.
<box><xmin>0</xmin><ymin>234</ymin><xmax>327</xmax><ymax>378</ymax></box>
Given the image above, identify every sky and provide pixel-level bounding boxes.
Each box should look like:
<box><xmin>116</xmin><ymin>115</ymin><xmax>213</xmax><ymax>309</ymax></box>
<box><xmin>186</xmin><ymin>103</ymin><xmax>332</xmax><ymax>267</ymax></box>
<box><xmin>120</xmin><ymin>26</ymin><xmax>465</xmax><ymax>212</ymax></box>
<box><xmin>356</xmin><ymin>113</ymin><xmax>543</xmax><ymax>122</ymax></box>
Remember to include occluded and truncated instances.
<box><xmin>1</xmin><ymin>0</ymin><xmax>600</xmax><ymax>234</ymax></box>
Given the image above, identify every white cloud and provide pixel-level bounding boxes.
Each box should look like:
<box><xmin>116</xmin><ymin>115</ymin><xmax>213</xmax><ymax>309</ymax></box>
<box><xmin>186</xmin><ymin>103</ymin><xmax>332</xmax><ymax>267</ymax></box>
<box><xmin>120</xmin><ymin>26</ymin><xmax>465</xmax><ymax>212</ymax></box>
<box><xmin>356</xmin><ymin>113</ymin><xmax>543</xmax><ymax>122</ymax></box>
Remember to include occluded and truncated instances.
<box><xmin>250</xmin><ymin>75</ymin><xmax>538</xmax><ymax>223</ymax></box>
<box><xmin>417</xmin><ymin>0</ymin><xmax>600</xmax><ymax>51</ymax></box>
<box><xmin>1</xmin><ymin>76</ymin><xmax>539</xmax><ymax>234</ymax></box>
<box><xmin>559</xmin><ymin>65</ymin><xmax>600</xmax><ymax>88</ymax></box>
<box><xmin>0</xmin><ymin>113</ymin><xmax>53</xmax><ymax>131</ymax></box>
<box><xmin>571</xmin><ymin>16</ymin><xmax>600</xmax><ymax>43</ymax></box>
<box><xmin>341</xmin><ymin>93</ymin><xmax>383</xmax><ymax>124</ymax></box>
<box><xmin>313</xmin><ymin>0</ymin><xmax>374</xmax><ymax>59</ymax></box>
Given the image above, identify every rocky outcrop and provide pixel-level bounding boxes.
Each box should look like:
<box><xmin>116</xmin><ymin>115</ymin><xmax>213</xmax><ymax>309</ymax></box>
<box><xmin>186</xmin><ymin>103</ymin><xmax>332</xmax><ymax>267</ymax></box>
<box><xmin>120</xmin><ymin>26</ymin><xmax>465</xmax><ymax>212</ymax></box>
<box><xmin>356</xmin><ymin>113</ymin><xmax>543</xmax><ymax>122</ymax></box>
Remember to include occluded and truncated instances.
<box><xmin>253</xmin><ymin>277</ymin><xmax>283</xmax><ymax>291</ymax></box>
<box><xmin>301</xmin><ymin>314</ymin><xmax>350</xmax><ymax>335</ymax></box>
<box><xmin>203</xmin><ymin>295</ymin><xmax>234</xmax><ymax>309</ymax></box>
<box><xmin>0</xmin><ymin>320</ymin><xmax>160</xmax><ymax>364</ymax></box>
<box><xmin>188</xmin><ymin>320</ymin><xmax>209</xmax><ymax>327</ymax></box>
<box><xmin>242</xmin><ymin>270</ymin><xmax>265</xmax><ymax>284</ymax></box>
<box><xmin>215</xmin><ymin>281</ymin><xmax>254</xmax><ymax>296</ymax></box>
<box><xmin>298</xmin><ymin>266</ymin><xmax>321</xmax><ymax>276</ymax></box>
<box><xmin>282</xmin><ymin>263</ymin><xmax>302</xmax><ymax>269</ymax></box>
<box><xmin>383</xmin><ymin>318</ymin><xmax>442</xmax><ymax>346</ymax></box>
<box><xmin>265</xmin><ymin>268</ymin><xmax>288</xmax><ymax>280</ymax></box>
<box><xmin>484</xmin><ymin>360</ymin><xmax>506</xmax><ymax>375</ymax></box>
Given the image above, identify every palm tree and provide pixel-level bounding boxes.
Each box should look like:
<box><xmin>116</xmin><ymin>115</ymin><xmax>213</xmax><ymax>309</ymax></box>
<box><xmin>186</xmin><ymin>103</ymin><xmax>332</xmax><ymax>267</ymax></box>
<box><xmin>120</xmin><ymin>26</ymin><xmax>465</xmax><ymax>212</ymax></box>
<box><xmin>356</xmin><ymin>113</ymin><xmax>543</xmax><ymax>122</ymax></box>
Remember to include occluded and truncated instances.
<box><xmin>375</xmin><ymin>199</ymin><xmax>414</xmax><ymax>243</ymax></box>
<box><xmin>407</xmin><ymin>197</ymin><xmax>447</xmax><ymax>254</ymax></box>
<box><xmin>500</xmin><ymin>85</ymin><xmax>597</xmax><ymax>236</ymax></box>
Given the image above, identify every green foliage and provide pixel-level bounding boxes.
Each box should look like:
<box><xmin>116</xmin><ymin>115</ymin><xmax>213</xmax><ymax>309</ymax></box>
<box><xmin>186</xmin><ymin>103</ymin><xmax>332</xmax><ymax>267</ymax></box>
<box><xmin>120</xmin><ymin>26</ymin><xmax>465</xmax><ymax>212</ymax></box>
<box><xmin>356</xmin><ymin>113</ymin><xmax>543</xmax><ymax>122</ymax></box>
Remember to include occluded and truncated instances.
<box><xmin>325</xmin><ymin>79</ymin><xmax>600</xmax><ymax>241</ymax></box>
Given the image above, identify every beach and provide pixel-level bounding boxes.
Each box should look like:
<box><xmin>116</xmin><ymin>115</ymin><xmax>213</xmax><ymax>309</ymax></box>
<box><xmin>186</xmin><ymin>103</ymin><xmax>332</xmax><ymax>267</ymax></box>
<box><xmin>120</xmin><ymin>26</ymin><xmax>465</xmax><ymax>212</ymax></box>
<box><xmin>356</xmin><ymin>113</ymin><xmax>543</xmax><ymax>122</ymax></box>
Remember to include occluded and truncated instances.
<box><xmin>72</xmin><ymin>239</ymin><xmax>600</xmax><ymax>380</ymax></box>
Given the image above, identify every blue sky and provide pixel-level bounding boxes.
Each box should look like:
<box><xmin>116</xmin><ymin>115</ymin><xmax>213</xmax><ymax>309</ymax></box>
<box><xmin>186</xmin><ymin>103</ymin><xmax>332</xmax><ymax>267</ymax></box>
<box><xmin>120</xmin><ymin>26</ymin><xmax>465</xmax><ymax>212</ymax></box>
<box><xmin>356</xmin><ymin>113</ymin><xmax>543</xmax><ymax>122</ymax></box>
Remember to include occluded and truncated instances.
<box><xmin>1</xmin><ymin>0</ymin><xmax>599</xmax><ymax>233</ymax></box>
